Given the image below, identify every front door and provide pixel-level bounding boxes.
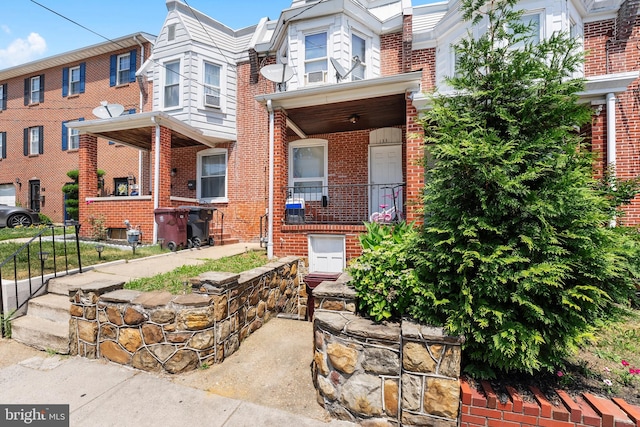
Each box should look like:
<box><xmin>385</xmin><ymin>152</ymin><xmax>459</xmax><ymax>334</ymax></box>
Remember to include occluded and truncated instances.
<box><xmin>369</xmin><ymin>144</ymin><xmax>402</xmax><ymax>217</ymax></box>
<box><xmin>29</xmin><ymin>180</ymin><xmax>40</xmax><ymax>212</ymax></box>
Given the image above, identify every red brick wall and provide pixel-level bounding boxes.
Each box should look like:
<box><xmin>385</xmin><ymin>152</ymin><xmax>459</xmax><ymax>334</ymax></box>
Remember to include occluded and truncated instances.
<box><xmin>460</xmin><ymin>377</ymin><xmax>640</xmax><ymax>427</ymax></box>
<box><xmin>0</xmin><ymin>43</ymin><xmax>152</xmax><ymax>223</ymax></box>
<box><xmin>583</xmin><ymin>17</ymin><xmax>640</xmax><ymax>225</ymax></box>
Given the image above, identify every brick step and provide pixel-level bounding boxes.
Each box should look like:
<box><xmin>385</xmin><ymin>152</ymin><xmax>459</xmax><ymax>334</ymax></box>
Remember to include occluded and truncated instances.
<box><xmin>11</xmin><ymin>315</ymin><xmax>69</xmax><ymax>354</ymax></box>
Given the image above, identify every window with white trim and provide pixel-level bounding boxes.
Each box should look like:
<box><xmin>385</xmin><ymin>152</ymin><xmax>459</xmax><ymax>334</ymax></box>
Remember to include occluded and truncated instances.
<box><xmin>30</xmin><ymin>76</ymin><xmax>41</xmax><ymax>104</ymax></box>
<box><xmin>68</xmin><ymin>127</ymin><xmax>79</xmax><ymax>150</ymax></box>
<box><xmin>351</xmin><ymin>33</ymin><xmax>366</xmax><ymax>81</ymax></box>
<box><xmin>510</xmin><ymin>13</ymin><xmax>541</xmax><ymax>48</ymax></box>
<box><xmin>197</xmin><ymin>148</ymin><xmax>227</xmax><ymax>202</ymax></box>
<box><xmin>29</xmin><ymin>127</ymin><xmax>39</xmax><ymax>155</ymax></box>
<box><xmin>69</xmin><ymin>66</ymin><xmax>81</xmax><ymax>95</ymax></box>
<box><xmin>203</xmin><ymin>61</ymin><xmax>221</xmax><ymax>108</ymax></box>
<box><xmin>289</xmin><ymin>139</ymin><xmax>328</xmax><ymax>200</ymax></box>
<box><xmin>304</xmin><ymin>32</ymin><xmax>328</xmax><ymax>84</ymax></box>
<box><xmin>117</xmin><ymin>53</ymin><xmax>131</xmax><ymax>86</ymax></box>
<box><xmin>164</xmin><ymin>60</ymin><xmax>180</xmax><ymax>108</ymax></box>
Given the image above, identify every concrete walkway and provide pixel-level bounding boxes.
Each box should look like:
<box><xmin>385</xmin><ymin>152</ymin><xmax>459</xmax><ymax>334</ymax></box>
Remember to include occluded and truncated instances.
<box><xmin>0</xmin><ymin>243</ymin><xmax>355</xmax><ymax>426</ymax></box>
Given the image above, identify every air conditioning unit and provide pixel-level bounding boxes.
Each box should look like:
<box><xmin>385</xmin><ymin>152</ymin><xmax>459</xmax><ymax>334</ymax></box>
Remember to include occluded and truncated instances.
<box><xmin>305</xmin><ymin>70</ymin><xmax>327</xmax><ymax>84</ymax></box>
<box><xmin>204</xmin><ymin>93</ymin><xmax>220</xmax><ymax>108</ymax></box>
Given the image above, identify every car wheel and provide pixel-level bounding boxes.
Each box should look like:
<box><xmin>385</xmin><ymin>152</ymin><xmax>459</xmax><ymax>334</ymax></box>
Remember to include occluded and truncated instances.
<box><xmin>7</xmin><ymin>214</ymin><xmax>32</xmax><ymax>228</ymax></box>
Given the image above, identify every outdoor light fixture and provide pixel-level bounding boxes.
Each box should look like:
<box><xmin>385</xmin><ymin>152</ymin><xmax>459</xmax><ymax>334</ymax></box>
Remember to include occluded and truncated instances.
<box><xmin>95</xmin><ymin>244</ymin><xmax>104</xmax><ymax>260</ymax></box>
<box><xmin>348</xmin><ymin>114</ymin><xmax>359</xmax><ymax>124</ymax></box>
<box><xmin>171</xmin><ymin>168</ymin><xmax>177</xmax><ymax>177</ymax></box>
<box><xmin>38</xmin><ymin>251</ymin><xmax>49</xmax><ymax>271</ymax></box>
<box><xmin>15</xmin><ymin>178</ymin><xmax>21</xmax><ymax>189</ymax></box>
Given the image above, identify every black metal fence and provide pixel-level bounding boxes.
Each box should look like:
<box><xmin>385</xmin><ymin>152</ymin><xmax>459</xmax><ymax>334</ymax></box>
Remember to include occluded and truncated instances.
<box><xmin>283</xmin><ymin>182</ymin><xmax>405</xmax><ymax>225</ymax></box>
<box><xmin>0</xmin><ymin>223</ymin><xmax>82</xmax><ymax>337</ymax></box>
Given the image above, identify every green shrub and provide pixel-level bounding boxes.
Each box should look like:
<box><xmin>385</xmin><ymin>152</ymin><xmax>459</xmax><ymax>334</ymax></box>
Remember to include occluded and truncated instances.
<box><xmin>409</xmin><ymin>0</ymin><xmax>639</xmax><ymax>378</ymax></box>
<box><xmin>349</xmin><ymin>222</ymin><xmax>420</xmax><ymax>321</ymax></box>
<box><xmin>38</xmin><ymin>213</ymin><xmax>52</xmax><ymax>224</ymax></box>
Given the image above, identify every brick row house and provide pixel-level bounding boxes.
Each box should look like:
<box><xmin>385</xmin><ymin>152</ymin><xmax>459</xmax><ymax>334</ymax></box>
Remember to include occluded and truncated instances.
<box><xmin>59</xmin><ymin>0</ymin><xmax>639</xmax><ymax>273</ymax></box>
<box><xmin>0</xmin><ymin>33</ymin><xmax>154</xmax><ymax>228</ymax></box>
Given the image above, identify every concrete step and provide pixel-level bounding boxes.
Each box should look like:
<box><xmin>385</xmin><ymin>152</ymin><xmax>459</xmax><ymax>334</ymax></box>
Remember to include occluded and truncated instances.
<box><xmin>48</xmin><ymin>273</ymin><xmax>125</xmax><ymax>296</ymax></box>
<box><xmin>11</xmin><ymin>315</ymin><xmax>69</xmax><ymax>354</ymax></box>
<box><xmin>219</xmin><ymin>238</ymin><xmax>240</xmax><ymax>245</ymax></box>
<box><xmin>26</xmin><ymin>294</ymin><xmax>70</xmax><ymax>323</ymax></box>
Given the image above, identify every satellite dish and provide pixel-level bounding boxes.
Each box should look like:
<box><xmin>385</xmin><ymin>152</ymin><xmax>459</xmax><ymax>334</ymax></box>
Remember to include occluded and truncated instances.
<box><xmin>92</xmin><ymin>102</ymin><xmax>124</xmax><ymax>119</ymax></box>
<box><xmin>260</xmin><ymin>63</ymin><xmax>294</xmax><ymax>83</ymax></box>
<box><xmin>331</xmin><ymin>56</ymin><xmax>362</xmax><ymax>82</ymax></box>
<box><xmin>260</xmin><ymin>64</ymin><xmax>294</xmax><ymax>92</ymax></box>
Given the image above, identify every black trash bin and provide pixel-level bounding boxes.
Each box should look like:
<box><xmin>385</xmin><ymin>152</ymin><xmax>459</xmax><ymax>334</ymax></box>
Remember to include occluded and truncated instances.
<box><xmin>154</xmin><ymin>207</ymin><xmax>189</xmax><ymax>251</ymax></box>
<box><xmin>179</xmin><ymin>206</ymin><xmax>216</xmax><ymax>247</ymax></box>
<box><xmin>303</xmin><ymin>272</ymin><xmax>341</xmax><ymax>321</ymax></box>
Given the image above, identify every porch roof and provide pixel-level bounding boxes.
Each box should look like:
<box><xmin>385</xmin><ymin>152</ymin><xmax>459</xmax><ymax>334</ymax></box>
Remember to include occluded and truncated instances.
<box><xmin>66</xmin><ymin>111</ymin><xmax>230</xmax><ymax>150</ymax></box>
<box><xmin>255</xmin><ymin>71</ymin><xmax>423</xmax><ymax>136</ymax></box>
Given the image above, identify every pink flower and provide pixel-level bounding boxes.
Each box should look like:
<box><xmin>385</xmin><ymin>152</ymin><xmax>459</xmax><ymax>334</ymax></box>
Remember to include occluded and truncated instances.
<box><xmin>622</xmin><ymin>360</ymin><xmax>630</xmax><ymax>367</ymax></box>
<box><xmin>604</xmin><ymin>379</ymin><xmax>613</xmax><ymax>386</ymax></box>
<box><xmin>556</xmin><ymin>371</ymin><xmax>564</xmax><ymax>377</ymax></box>
<box><xmin>630</xmin><ymin>368</ymin><xmax>639</xmax><ymax>375</ymax></box>
<box><xmin>604</xmin><ymin>367</ymin><xmax>611</xmax><ymax>373</ymax></box>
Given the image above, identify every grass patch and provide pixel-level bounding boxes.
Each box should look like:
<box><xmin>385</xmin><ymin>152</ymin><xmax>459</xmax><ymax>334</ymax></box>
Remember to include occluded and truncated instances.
<box><xmin>125</xmin><ymin>251</ymin><xmax>269</xmax><ymax>294</ymax></box>
<box><xmin>0</xmin><ymin>226</ymin><xmax>167</xmax><ymax>279</ymax></box>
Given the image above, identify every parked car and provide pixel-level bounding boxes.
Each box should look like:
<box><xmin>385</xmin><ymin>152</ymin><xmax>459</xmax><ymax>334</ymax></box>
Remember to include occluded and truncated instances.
<box><xmin>0</xmin><ymin>205</ymin><xmax>41</xmax><ymax>228</ymax></box>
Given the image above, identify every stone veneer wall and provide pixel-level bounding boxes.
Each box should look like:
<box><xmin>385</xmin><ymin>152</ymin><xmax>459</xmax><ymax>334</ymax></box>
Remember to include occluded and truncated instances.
<box><xmin>311</xmin><ymin>275</ymin><xmax>464</xmax><ymax>426</ymax></box>
<box><xmin>69</xmin><ymin>256</ymin><xmax>302</xmax><ymax>374</ymax></box>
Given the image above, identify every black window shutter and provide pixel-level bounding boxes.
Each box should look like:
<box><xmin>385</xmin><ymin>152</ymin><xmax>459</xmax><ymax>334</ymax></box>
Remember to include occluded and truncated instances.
<box><xmin>23</xmin><ymin>78</ymin><xmax>28</xmax><ymax>105</ymax></box>
<box><xmin>39</xmin><ymin>74</ymin><xmax>44</xmax><ymax>103</ymax></box>
<box><xmin>1</xmin><ymin>84</ymin><xmax>6</xmax><ymax>110</ymax></box>
<box><xmin>1</xmin><ymin>132</ymin><xmax>5</xmax><ymax>159</ymax></box>
<box><xmin>38</xmin><ymin>126</ymin><xmax>44</xmax><ymax>154</ymax></box>
<box><xmin>129</xmin><ymin>49</ymin><xmax>137</xmax><ymax>82</ymax></box>
<box><xmin>62</xmin><ymin>121</ymin><xmax>68</xmax><ymax>151</ymax></box>
<box><xmin>23</xmin><ymin>128</ymin><xmax>28</xmax><ymax>155</ymax></box>
<box><xmin>62</xmin><ymin>67</ymin><xmax>69</xmax><ymax>97</ymax></box>
<box><xmin>79</xmin><ymin>63</ymin><xmax>86</xmax><ymax>93</ymax></box>
<box><xmin>109</xmin><ymin>54</ymin><xmax>117</xmax><ymax>86</ymax></box>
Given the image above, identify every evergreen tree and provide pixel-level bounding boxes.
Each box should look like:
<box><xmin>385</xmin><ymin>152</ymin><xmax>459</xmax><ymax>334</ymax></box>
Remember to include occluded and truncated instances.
<box><xmin>411</xmin><ymin>0</ymin><xmax>637</xmax><ymax>376</ymax></box>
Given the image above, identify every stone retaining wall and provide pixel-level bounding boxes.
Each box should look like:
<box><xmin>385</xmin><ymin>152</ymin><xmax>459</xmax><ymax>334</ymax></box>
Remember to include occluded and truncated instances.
<box><xmin>69</xmin><ymin>256</ymin><xmax>301</xmax><ymax>374</ymax></box>
<box><xmin>311</xmin><ymin>275</ymin><xmax>464</xmax><ymax>426</ymax></box>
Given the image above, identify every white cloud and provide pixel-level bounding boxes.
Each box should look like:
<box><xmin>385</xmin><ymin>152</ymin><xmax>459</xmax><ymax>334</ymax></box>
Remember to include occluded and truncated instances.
<box><xmin>0</xmin><ymin>33</ymin><xmax>47</xmax><ymax>68</ymax></box>
<box><xmin>1</xmin><ymin>25</ymin><xmax>10</xmax><ymax>35</ymax></box>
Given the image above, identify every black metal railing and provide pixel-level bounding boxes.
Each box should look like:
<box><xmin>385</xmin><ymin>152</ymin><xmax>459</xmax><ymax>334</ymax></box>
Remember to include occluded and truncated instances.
<box><xmin>212</xmin><ymin>209</ymin><xmax>224</xmax><ymax>245</ymax></box>
<box><xmin>0</xmin><ymin>223</ymin><xmax>82</xmax><ymax>337</ymax></box>
<box><xmin>283</xmin><ymin>182</ymin><xmax>405</xmax><ymax>225</ymax></box>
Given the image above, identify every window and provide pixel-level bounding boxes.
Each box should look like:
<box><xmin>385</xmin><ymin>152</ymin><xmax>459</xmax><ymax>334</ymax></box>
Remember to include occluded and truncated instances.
<box><xmin>197</xmin><ymin>148</ymin><xmax>227</xmax><ymax>202</ymax></box>
<box><xmin>0</xmin><ymin>132</ymin><xmax>5</xmax><ymax>159</ymax></box>
<box><xmin>0</xmin><ymin>84</ymin><xmax>6</xmax><ymax>110</ymax></box>
<box><xmin>351</xmin><ymin>34</ymin><xmax>366</xmax><ymax>81</ymax></box>
<box><xmin>289</xmin><ymin>139</ymin><xmax>328</xmax><ymax>199</ymax></box>
<box><xmin>164</xmin><ymin>60</ymin><xmax>180</xmax><ymax>108</ymax></box>
<box><xmin>168</xmin><ymin>24</ymin><xmax>176</xmax><ymax>41</ymax></box>
<box><xmin>510</xmin><ymin>13</ymin><xmax>541</xmax><ymax>48</ymax></box>
<box><xmin>24</xmin><ymin>75</ymin><xmax>44</xmax><ymax>105</ymax></box>
<box><xmin>109</xmin><ymin>50</ymin><xmax>137</xmax><ymax>86</ymax></box>
<box><xmin>305</xmin><ymin>32</ymin><xmax>328</xmax><ymax>84</ymax></box>
<box><xmin>203</xmin><ymin>61</ymin><xmax>221</xmax><ymax>108</ymax></box>
<box><xmin>23</xmin><ymin>126</ymin><xmax>43</xmax><ymax>156</ymax></box>
<box><xmin>62</xmin><ymin>118</ymin><xmax>84</xmax><ymax>151</ymax></box>
<box><xmin>63</xmin><ymin>63</ymin><xmax>85</xmax><ymax>96</ymax></box>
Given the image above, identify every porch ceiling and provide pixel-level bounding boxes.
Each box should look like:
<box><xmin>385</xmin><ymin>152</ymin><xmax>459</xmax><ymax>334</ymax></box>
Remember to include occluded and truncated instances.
<box><xmin>256</xmin><ymin>71</ymin><xmax>422</xmax><ymax>137</ymax></box>
<box><xmin>284</xmin><ymin>94</ymin><xmax>407</xmax><ymax>136</ymax></box>
<box><xmin>65</xmin><ymin>111</ymin><xmax>230</xmax><ymax>150</ymax></box>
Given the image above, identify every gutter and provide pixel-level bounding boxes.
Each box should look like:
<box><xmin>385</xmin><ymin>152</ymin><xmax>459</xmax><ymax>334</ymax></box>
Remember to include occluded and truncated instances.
<box><xmin>267</xmin><ymin>100</ymin><xmax>275</xmax><ymax>260</ymax></box>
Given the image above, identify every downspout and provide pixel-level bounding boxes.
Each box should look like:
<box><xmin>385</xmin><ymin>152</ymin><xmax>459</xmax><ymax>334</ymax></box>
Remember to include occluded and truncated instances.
<box><xmin>267</xmin><ymin>100</ymin><xmax>275</xmax><ymax>260</ymax></box>
<box><xmin>606</xmin><ymin>92</ymin><xmax>617</xmax><ymax>227</ymax></box>
<box><xmin>151</xmin><ymin>116</ymin><xmax>161</xmax><ymax>242</ymax></box>
<box><xmin>133</xmin><ymin>35</ymin><xmax>145</xmax><ymax>195</ymax></box>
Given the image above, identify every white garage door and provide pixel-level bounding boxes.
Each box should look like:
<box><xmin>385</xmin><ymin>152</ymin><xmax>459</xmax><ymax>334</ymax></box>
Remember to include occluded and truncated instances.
<box><xmin>0</xmin><ymin>184</ymin><xmax>16</xmax><ymax>206</ymax></box>
<box><xmin>308</xmin><ymin>235</ymin><xmax>345</xmax><ymax>273</ymax></box>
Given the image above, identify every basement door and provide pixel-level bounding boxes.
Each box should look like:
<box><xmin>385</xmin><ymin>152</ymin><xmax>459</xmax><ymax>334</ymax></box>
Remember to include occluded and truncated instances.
<box><xmin>308</xmin><ymin>235</ymin><xmax>345</xmax><ymax>273</ymax></box>
<box><xmin>369</xmin><ymin>144</ymin><xmax>402</xmax><ymax>217</ymax></box>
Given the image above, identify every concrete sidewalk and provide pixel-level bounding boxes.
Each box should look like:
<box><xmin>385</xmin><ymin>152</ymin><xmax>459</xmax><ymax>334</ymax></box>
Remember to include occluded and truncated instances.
<box><xmin>0</xmin><ymin>243</ymin><xmax>355</xmax><ymax>426</ymax></box>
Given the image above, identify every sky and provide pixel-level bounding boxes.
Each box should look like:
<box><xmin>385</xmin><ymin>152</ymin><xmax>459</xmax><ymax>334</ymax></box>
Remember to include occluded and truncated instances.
<box><xmin>1</xmin><ymin>0</ymin><xmax>439</xmax><ymax>69</ymax></box>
